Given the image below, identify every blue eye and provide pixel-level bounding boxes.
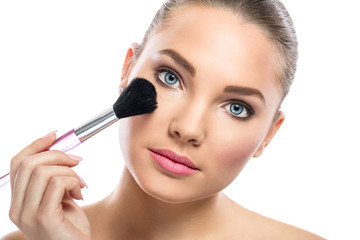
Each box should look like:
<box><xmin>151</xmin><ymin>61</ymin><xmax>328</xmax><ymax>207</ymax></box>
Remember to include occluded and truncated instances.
<box><xmin>158</xmin><ymin>69</ymin><xmax>180</xmax><ymax>87</ymax></box>
<box><xmin>225</xmin><ymin>102</ymin><xmax>251</xmax><ymax>118</ymax></box>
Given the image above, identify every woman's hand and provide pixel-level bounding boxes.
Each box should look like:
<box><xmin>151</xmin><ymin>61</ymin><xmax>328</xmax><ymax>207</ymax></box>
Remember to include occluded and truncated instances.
<box><xmin>8</xmin><ymin>132</ymin><xmax>91</xmax><ymax>240</ymax></box>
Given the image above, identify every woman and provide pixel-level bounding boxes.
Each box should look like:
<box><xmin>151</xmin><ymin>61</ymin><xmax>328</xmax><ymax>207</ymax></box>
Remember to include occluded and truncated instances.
<box><xmin>4</xmin><ymin>0</ymin><xmax>324</xmax><ymax>239</ymax></box>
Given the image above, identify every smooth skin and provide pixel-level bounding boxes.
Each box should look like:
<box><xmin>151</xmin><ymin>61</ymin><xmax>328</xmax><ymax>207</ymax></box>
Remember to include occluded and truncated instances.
<box><xmin>5</xmin><ymin>133</ymin><xmax>90</xmax><ymax>240</ymax></box>
<box><xmin>3</xmin><ymin>6</ymin><xmax>324</xmax><ymax>240</ymax></box>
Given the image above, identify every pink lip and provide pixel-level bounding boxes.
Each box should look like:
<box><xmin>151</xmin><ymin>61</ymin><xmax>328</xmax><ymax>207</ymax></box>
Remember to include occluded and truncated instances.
<box><xmin>149</xmin><ymin>149</ymin><xmax>199</xmax><ymax>176</ymax></box>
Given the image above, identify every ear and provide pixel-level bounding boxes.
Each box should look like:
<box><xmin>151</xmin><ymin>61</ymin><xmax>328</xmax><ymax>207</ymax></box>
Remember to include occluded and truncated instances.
<box><xmin>253</xmin><ymin>111</ymin><xmax>285</xmax><ymax>158</ymax></box>
<box><xmin>120</xmin><ymin>43</ymin><xmax>139</xmax><ymax>90</ymax></box>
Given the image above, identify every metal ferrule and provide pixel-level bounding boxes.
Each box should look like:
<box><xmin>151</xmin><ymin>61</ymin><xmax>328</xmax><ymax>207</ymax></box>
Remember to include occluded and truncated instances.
<box><xmin>74</xmin><ymin>107</ymin><xmax>118</xmax><ymax>142</ymax></box>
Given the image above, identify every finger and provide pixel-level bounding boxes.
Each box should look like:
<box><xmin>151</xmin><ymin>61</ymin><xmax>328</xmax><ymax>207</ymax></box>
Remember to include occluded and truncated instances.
<box><xmin>20</xmin><ymin>166</ymin><xmax>86</xmax><ymax>222</ymax></box>
<box><xmin>10</xmin><ymin>131</ymin><xmax>57</xmax><ymax>184</ymax></box>
<box><xmin>38</xmin><ymin>176</ymin><xmax>84</xmax><ymax>218</ymax></box>
<box><xmin>12</xmin><ymin>150</ymin><xmax>81</xmax><ymax>201</ymax></box>
<box><xmin>10</xmin><ymin>152</ymin><xmax>82</xmax><ymax>224</ymax></box>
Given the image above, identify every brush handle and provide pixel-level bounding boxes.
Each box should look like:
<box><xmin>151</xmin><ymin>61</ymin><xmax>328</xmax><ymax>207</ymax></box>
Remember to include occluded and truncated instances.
<box><xmin>1</xmin><ymin>107</ymin><xmax>119</xmax><ymax>188</ymax></box>
<box><xmin>74</xmin><ymin>107</ymin><xmax>118</xmax><ymax>142</ymax></box>
<box><xmin>0</xmin><ymin>173</ymin><xmax>10</xmax><ymax>188</ymax></box>
<box><xmin>50</xmin><ymin>129</ymin><xmax>82</xmax><ymax>152</ymax></box>
<box><xmin>0</xmin><ymin>131</ymin><xmax>80</xmax><ymax>188</ymax></box>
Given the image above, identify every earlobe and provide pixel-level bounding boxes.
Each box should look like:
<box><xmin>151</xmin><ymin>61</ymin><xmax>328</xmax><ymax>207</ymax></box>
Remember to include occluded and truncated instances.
<box><xmin>253</xmin><ymin>111</ymin><xmax>285</xmax><ymax>158</ymax></box>
<box><xmin>253</xmin><ymin>142</ymin><xmax>266</xmax><ymax>158</ymax></box>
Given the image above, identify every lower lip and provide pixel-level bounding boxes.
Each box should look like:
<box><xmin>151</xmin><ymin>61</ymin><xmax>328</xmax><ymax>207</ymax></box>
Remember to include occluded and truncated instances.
<box><xmin>149</xmin><ymin>150</ymin><xmax>199</xmax><ymax>176</ymax></box>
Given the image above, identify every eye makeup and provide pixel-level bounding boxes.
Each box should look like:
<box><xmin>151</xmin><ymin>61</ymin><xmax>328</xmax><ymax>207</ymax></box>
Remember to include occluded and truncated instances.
<box><xmin>224</xmin><ymin>99</ymin><xmax>256</xmax><ymax>121</ymax></box>
<box><xmin>158</xmin><ymin>48</ymin><xmax>196</xmax><ymax>77</ymax></box>
<box><xmin>223</xmin><ymin>85</ymin><xmax>265</xmax><ymax>105</ymax></box>
<box><xmin>154</xmin><ymin>66</ymin><xmax>183</xmax><ymax>90</ymax></box>
<box><xmin>151</xmin><ymin>55</ymin><xmax>258</xmax><ymax>122</ymax></box>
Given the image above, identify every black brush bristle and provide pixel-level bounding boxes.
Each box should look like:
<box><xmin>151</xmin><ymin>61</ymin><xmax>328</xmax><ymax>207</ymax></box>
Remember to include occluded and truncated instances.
<box><xmin>113</xmin><ymin>78</ymin><xmax>157</xmax><ymax>119</ymax></box>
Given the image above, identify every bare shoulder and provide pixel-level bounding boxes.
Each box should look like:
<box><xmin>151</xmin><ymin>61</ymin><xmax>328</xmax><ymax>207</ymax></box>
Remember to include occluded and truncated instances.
<box><xmin>224</xmin><ymin>196</ymin><xmax>325</xmax><ymax>240</ymax></box>
<box><xmin>0</xmin><ymin>231</ymin><xmax>26</xmax><ymax>240</ymax></box>
<box><xmin>253</xmin><ymin>213</ymin><xmax>326</xmax><ymax>240</ymax></box>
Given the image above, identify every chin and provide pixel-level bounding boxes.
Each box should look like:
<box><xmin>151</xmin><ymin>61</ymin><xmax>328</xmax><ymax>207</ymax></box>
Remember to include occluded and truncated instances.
<box><xmin>133</xmin><ymin>170</ymin><xmax>221</xmax><ymax>204</ymax></box>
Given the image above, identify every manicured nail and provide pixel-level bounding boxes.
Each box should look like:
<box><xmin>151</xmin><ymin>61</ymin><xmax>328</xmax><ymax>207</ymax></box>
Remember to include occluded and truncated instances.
<box><xmin>43</xmin><ymin>130</ymin><xmax>57</xmax><ymax>139</ymax></box>
<box><xmin>67</xmin><ymin>154</ymin><xmax>83</xmax><ymax>162</ymax></box>
<box><xmin>79</xmin><ymin>177</ymin><xmax>88</xmax><ymax>189</ymax></box>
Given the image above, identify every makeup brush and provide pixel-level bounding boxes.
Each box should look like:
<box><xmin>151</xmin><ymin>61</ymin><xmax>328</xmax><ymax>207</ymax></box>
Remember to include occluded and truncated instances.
<box><xmin>0</xmin><ymin>78</ymin><xmax>157</xmax><ymax>187</ymax></box>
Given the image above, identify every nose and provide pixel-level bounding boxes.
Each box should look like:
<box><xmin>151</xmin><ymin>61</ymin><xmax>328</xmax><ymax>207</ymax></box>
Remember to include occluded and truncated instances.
<box><xmin>168</xmin><ymin>99</ymin><xmax>206</xmax><ymax>146</ymax></box>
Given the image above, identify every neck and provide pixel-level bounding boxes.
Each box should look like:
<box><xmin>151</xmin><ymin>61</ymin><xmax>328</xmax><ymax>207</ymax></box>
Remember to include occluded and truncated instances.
<box><xmin>102</xmin><ymin>167</ymin><xmax>225</xmax><ymax>239</ymax></box>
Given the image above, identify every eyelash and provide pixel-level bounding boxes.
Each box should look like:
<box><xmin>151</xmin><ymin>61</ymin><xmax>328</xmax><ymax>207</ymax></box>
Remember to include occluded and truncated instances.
<box><xmin>154</xmin><ymin>66</ymin><xmax>256</xmax><ymax>121</ymax></box>
<box><xmin>225</xmin><ymin>99</ymin><xmax>256</xmax><ymax>121</ymax></box>
<box><xmin>154</xmin><ymin>67</ymin><xmax>182</xmax><ymax>89</ymax></box>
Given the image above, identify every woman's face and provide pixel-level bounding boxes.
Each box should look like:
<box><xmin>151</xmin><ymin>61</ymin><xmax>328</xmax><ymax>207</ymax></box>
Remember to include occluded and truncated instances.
<box><xmin>119</xmin><ymin>6</ymin><xmax>284</xmax><ymax>203</ymax></box>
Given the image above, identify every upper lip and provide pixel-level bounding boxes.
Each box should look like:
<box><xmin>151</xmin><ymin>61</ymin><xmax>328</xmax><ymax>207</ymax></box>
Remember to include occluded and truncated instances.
<box><xmin>149</xmin><ymin>149</ymin><xmax>199</xmax><ymax>170</ymax></box>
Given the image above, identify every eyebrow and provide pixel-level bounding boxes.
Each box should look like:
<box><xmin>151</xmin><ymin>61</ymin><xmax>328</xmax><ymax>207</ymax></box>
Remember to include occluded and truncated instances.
<box><xmin>224</xmin><ymin>86</ymin><xmax>266</xmax><ymax>104</ymax></box>
<box><xmin>159</xmin><ymin>49</ymin><xmax>196</xmax><ymax>77</ymax></box>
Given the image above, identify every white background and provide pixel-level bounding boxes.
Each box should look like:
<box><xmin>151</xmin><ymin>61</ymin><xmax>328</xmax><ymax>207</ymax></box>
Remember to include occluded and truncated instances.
<box><xmin>0</xmin><ymin>1</ymin><xmax>359</xmax><ymax>239</ymax></box>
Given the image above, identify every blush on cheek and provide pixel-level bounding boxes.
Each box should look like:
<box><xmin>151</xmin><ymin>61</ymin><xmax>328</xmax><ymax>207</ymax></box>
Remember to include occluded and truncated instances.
<box><xmin>218</xmin><ymin>139</ymin><xmax>260</xmax><ymax>177</ymax></box>
<box><xmin>118</xmin><ymin>117</ymin><xmax>146</xmax><ymax>158</ymax></box>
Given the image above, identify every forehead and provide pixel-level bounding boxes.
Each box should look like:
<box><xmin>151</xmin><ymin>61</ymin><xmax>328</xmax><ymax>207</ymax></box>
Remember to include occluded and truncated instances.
<box><xmin>140</xmin><ymin>6</ymin><xmax>282</xmax><ymax>104</ymax></box>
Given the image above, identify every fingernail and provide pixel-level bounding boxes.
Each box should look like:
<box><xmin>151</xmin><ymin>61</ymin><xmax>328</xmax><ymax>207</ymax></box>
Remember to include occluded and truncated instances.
<box><xmin>80</xmin><ymin>177</ymin><xmax>88</xmax><ymax>189</ymax></box>
<box><xmin>67</xmin><ymin>154</ymin><xmax>83</xmax><ymax>162</ymax></box>
<box><xmin>43</xmin><ymin>130</ymin><xmax>57</xmax><ymax>139</ymax></box>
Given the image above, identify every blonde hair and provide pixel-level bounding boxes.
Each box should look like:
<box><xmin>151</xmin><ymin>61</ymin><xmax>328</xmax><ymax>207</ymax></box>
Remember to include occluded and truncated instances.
<box><xmin>137</xmin><ymin>0</ymin><xmax>298</xmax><ymax>101</ymax></box>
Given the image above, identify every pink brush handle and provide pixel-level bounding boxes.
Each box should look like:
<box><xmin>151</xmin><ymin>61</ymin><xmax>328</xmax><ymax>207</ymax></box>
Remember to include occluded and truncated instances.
<box><xmin>49</xmin><ymin>129</ymin><xmax>82</xmax><ymax>152</ymax></box>
<box><xmin>0</xmin><ymin>129</ymin><xmax>82</xmax><ymax>188</ymax></box>
<box><xmin>1</xmin><ymin>107</ymin><xmax>118</xmax><ymax>188</ymax></box>
<box><xmin>0</xmin><ymin>173</ymin><xmax>10</xmax><ymax>188</ymax></box>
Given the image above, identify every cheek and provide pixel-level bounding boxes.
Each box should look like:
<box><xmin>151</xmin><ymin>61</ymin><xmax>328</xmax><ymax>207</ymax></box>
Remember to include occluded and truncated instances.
<box><xmin>118</xmin><ymin>118</ymin><xmax>135</xmax><ymax>171</ymax></box>
<box><xmin>206</xmin><ymin>126</ymin><xmax>265</xmax><ymax>185</ymax></box>
<box><xmin>219</xmin><ymin>139</ymin><xmax>257</xmax><ymax>173</ymax></box>
<box><xmin>118</xmin><ymin>115</ymin><xmax>152</xmax><ymax>169</ymax></box>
